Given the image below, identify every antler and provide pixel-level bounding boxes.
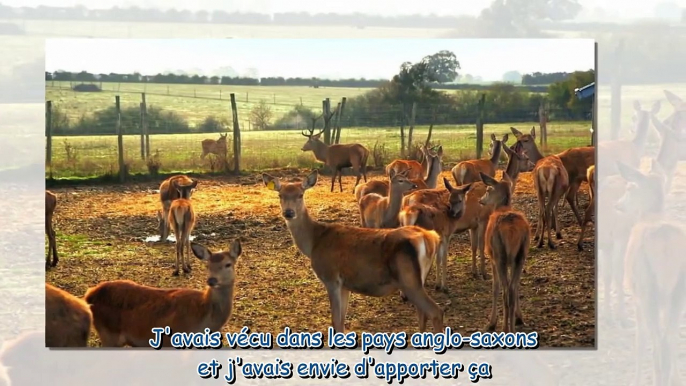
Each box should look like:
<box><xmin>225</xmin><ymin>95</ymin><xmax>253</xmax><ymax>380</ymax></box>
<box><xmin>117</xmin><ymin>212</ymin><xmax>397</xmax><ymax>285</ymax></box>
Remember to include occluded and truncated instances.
<box><xmin>302</xmin><ymin>114</ymin><xmax>325</xmax><ymax>137</ymax></box>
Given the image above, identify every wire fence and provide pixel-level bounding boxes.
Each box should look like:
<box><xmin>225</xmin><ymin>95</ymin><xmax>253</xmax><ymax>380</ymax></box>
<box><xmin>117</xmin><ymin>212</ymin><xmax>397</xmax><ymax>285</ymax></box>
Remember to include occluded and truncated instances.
<box><xmin>45</xmin><ymin>88</ymin><xmax>594</xmax><ymax>180</ymax></box>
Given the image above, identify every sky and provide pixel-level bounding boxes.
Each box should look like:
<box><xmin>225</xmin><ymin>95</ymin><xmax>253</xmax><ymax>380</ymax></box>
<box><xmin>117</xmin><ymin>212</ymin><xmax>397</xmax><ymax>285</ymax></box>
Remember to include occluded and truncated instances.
<box><xmin>45</xmin><ymin>39</ymin><xmax>595</xmax><ymax>81</ymax></box>
<box><xmin>4</xmin><ymin>0</ymin><xmax>686</xmax><ymax>20</ymax></box>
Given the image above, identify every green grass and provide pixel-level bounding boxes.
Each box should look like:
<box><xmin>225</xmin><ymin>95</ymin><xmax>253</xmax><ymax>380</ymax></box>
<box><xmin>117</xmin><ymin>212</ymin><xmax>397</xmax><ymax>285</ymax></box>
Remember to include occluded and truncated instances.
<box><xmin>46</xmin><ymin>81</ymin><xmax>373</xmax><ymax>128</ymax></box>
<box><xmin>47</xmin><ymin>121</ymin><xmax>592</xmax><ymax>179</ymax></box>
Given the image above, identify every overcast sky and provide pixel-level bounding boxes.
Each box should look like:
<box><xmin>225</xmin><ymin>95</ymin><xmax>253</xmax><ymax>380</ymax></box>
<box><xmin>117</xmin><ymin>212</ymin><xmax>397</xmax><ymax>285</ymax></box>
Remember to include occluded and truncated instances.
<box><xmin>5</xmin><ymin>0</ymin><xmax>686</xmax><ymax>20</ymax></box>
<box><xmin>46</xmin><ymin>39</ymin><xmax>595</xmax><ymax>81</ymax></box>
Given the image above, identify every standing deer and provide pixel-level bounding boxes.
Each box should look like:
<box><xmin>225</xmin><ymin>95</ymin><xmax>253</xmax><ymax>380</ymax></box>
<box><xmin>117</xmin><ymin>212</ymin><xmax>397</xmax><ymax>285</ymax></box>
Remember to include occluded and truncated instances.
<box><xmin>401</xmin><ymin>147</ymin><xmax>534</xmax><ymax>280</ymax></box>
<box><xmin>45</xmin><ymin>190</ymin><xmax>58</xmax><ymax>269</ymax></box>
<box><xmin>452</xmin><ymin>133</ymin><xmax>509</xmax><ymax>185</ymax></box>
<box><xmin>45</xmin><ymin>283</ymin><xmax>92</xmax><ymax>347</ymax></box>
<box><xmin>649</xmin><ymin>101</ymin><xmax>686</xmax><ymax>193</ymax></box>
<box><xmin>168</xmin><ymin>180</ymin><xmax>196</xmax><ymax>276</ymax></box>
<box><xmin>385</xmin><ymin>145</ymin><xmax>436</xmax><ymax>179</ymax></box>
<box><xmin>614</xmin><ymin>159</ymin><xmax>686</xmax><ymax>386</ymax></box>
<box><xmin>200</xmin><ymin>133</ymin><xmax>228</xmax><ymax>159</ymax></box>
<box><xmin>84</xmin><ymin>240</ymin><xmax>242</xmax><ymax>347</ymax></box>
<box><xmin>359</xmin><ymin>170</ymin><xmax>417</xmax><ymax>228</ymax></box>
<box><xmin>157</xmin><ymin>175</ymin><xmax>198</xmax><ymax>242</ymax></box>
<box><xmin>531</xmin><ymin>151</ymin><xmax>569</xmax><ymax>249</ymax></box>
<box><xmin>399</xmin><ymin>178</ymin><xmax>473</xmax><ymax>292</ymax></box>
<box><xmin>478</xmin><ymin>172</ymin><xmax>530</xmax><ymax>333</ymax></box>
<box><xmin>263</xmin><ymin>170</ymin><xmax>444</xmax><ymax>333</ymax></box>
<box><xmin>576</xmin><ymin>165</ymin><xmax>595</xmax><ymax>251</ymax></box>
<box><xmin>510</xmin><ymin>126</ymin><xmax>594</xmax><ymax>228</ymax></box>
<box><xmin>300</xmin><ymin>128</ymin><xmax>369</xmax><ymax>193</ymax></box>
<box><xmin>354</xmin><ymin>146</ymin><xmax>444</xmax><ymax>201</ymax></box>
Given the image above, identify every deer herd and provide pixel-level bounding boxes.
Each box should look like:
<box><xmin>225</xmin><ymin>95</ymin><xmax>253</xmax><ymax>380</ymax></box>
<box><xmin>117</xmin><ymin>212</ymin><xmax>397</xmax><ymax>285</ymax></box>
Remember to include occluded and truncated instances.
<box><xmin>40</xmin><ymin>90</ymin><xmax>686</xmax><ymax>381</ymax></box>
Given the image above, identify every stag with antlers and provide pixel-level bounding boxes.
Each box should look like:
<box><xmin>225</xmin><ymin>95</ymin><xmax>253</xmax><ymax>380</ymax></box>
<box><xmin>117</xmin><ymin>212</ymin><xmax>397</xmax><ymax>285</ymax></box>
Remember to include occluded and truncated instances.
<box><xmin>301</xmin><ymin>125</ymin><xmax>370</xmax><ymax>193</ymax></box>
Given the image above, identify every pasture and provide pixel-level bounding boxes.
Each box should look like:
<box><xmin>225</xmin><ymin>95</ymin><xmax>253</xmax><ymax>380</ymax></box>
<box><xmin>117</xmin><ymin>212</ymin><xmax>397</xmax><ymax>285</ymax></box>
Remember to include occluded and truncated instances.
<box><xmin>48</xmin><ymin>122</ymin><xmax>591</xmax><ymax>179</ymax></box>
<box><xmin>45</xmin><ymin>161</ymin><xmax>596</xmax><ymax>348</ymax></box>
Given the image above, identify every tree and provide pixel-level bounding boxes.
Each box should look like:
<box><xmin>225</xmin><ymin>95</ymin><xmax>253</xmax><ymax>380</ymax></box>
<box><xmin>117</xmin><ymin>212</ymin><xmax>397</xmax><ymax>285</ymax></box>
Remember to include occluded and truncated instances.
<box><xmin>250</xmin><ymin>100</ymin><xmax>273</xmax><ymax>130</ymax></box>
<box><xmin>422</xmin><ymin>50</ymin><xmax>460</xmax><ymax>83</ymax></box>
<box><xmin>502</xmin><ymin>71</ymin><xmax>523</xmax><ymax>84</ymax></box>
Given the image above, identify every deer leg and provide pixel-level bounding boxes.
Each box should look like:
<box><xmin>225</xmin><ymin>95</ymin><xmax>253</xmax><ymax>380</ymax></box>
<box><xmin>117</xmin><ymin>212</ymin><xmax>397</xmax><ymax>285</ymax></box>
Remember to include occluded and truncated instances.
<box><xmin>439</xmin><ymin>241</ymin><xmax>449</xmax><ymax>293</ymax></box>
<box><xmin>534</xmin><ymin>193</ymin><xmax>545</xmax><ymax>245</ymax></box>
<box><xmin>50</xmin><ymin>225</ymin><xmax>58</xmax><ymax>267</ymax></box>
<box><xmin>338</xmin><ymin>171</ymin><xmax>343</xmax><ymax>193</ymax></box>
<box><xmin>183</xmin><ymin>235</ymin><xmax>192</xmax><ymax>273</ymax></box>
<box><xmin>330</xmin><ymin>170</ymin><xmax>337</xmax><ymax>192</ymax></box>
<box><xmin>514</xmin><ymin>246</ymin><xmax>526</xmax><ymax>327</ymax></box>
<box><xmin>469</xmin><ymin>228</ymin><xmax>479</xmax><ymax>279</ymax></box>
<box><xmin>478</xmin><ymin>222</ymin><xmax>489</xmax><ymax>280</ymax></box>
<box><xmin>325</xmin><ymin>282</ymin><xmax>345</xmax><ymax>333</ymax></box>
<box><xmin>565</xmin><ymin>181</ymin><xmax>583</xmax><ymax>227</ymax></box>
<box><xmin>397</xmin><ymin>255</ymin><xmax>443</xmax><ymax>332</ymax></box>
<box><xmin>486</xmin><ymin>262</ymin><xmax>500</xmax><ymax>332</ymax></box>
<box><xmin>172</xmin><ymin>238</ymin><xmax>180</xmax><ymax>276</ymax></box>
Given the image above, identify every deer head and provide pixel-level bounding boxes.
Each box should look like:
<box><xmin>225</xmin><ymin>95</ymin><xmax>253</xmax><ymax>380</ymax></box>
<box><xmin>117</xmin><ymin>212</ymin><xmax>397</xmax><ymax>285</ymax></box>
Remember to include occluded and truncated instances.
<box><xmin>263</xmin><ymin>170</ymin><xmax>318</xmax><ymax>220</ymax></box>
<box><xmin>190</xmin><ymin>239</ymin><xmax>242</xmax><ymax>287</ymax></box>
<box><xmin>479</xmin><ymin>172</ymin><xmax>514</xmax><ymax>208</ymax></box>
<box><xmin>301</xmin><ymin>126</ymin><xmax>325</xmax><ymax>152</ymax></box>
<box><xmin>443</xmin><ymin>177</ymin><xmax>472</xmax><ymax>218</ymax></box>
<box><xmin>172</xmin><ymin>179</ymin><xmax>198</xmax><ymax>199</ymax></box>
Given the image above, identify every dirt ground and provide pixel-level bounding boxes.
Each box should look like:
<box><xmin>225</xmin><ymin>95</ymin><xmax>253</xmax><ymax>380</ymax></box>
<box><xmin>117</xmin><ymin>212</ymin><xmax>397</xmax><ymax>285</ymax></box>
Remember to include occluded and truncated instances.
<box><xmin>46</xmin><ymin>168</ymin><xmax>595</xmax><ymax>348</ymax></box>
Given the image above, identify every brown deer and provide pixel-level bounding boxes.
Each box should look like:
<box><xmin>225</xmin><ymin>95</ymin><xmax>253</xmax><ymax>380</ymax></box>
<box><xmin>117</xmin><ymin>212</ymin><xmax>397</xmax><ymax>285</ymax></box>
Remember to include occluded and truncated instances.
<box><xmin>45</xmin><ymin>190</ymin><xmax>58</xmax><ymax>269</ymax></box>
<box><xmin>84</xmin><ymin>240</ymin><xmax>242</xmax><ymax>347</ymax></box>
<box><xmin>263</xmin><ymin>170</ymin><xmax>444</xmax><ymax>333</ymax></box>
<box><xmin>614</xmin><ymin>159</ymin><xmax>686</xmax><ymax>386</ymax></box>
<box><xmin>168</xmin><ymin>181</ymin><xmax>196</xmax><ymax>276</ymax></box>
<box><xmin>399</xmin><ymin>178</ymin><xmax>473</xmax><ymax>292</ymax></box>
<box><xmin>598</xmin><ymin>100</ymin><xmax>658</xmax><ymax>177</ymax></box>
<box><xmin>300</xmin><ymin>128</ymin><xmax>369</xmax><ymax>193</ymax></box>
<box><xmin>510</xmin><ymin>126</ymin><xmax>594</xmax><ymax>227</ymax></box>
<box><xmin>649</xmin><ymin>101</ymin><xmax>686</xmax><ymax>193</ymax></box>
<box><xmin>385</xmin><ymin>145</ymin><xmax>435</xmax><ymax>180</ymax></box>
<box><xmin>576</xmin><ymin>165</ymin><xmax>595</xmax><ymax>251</ymax></box>
<box><xmin>359</xmin><ymin>170</ymin><xmax>417</xmax><ymax>228</ymax></box>
<box><xmin>452</xmin><ymin>133</ymin><xmax>509</xmax><ymax>185</ymax></box>
<box><xmin>478</xmin><ymin>172</ymin><xmax>530</xmax><ymax>333</ymax></box>
<box><xmin>200</xmin><ymin>132</ymin><xmax>228</xmax><ymax>159</ymax></box>
<box><xmin>531</xmin><ymin>151</ymin><xmax>569</xmax><ymax>249</ymax></box>
<box><xmin>401</xmin><ymin>147</ymin><xmax>533</xmax><ymax>280</ymax></box>
<box><xmin>157</xmin><ymin>175</ymin><xmax>198</xmax><ymax>242</ymax></box>
<box><xmin>46</xmin><ymin>283</ymin><xmax>92</xmax><ymax>347</ymax></box>
<box><xmin>354</xmin><ymin>146</ymin><xmax>444</xmax><ymax>202</ymax></box>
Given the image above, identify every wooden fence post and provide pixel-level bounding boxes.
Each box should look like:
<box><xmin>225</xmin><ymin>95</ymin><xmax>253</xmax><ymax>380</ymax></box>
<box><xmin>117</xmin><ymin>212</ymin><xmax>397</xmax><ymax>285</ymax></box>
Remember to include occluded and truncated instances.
<box><xmin>476</xmin><ymin>93</ymin><xmax>486</xmax><ymax>159</ymax></box>
<box><xmin>400</xmin><ymin>105</ymin><xmax>406</xmax><ymax>158</ymax></box>
<box><xmin>115</xmin><ymin>96</ymin><xmax>125</xmax><ymax>182</ymax></box>
<box><xmin>332</xmin><ymin>101</ymin><xmax>342</xmax><ymax>144</ymax></box>
<box><xmin>322</xmin><ymin>99</ymin><xmax>331</xmax><ymax>145</ymax></box>
<box><xmin>407</xmin><ymin>102</ymin><xmax>417</xmax><ymax>153</ymax></box>
<box><xmin>142</xmin><ymin>93</ymin><xmax>149</xmax><ymax>159</ymax></box>
<box><xmin>45</xmin><ymin>101</ymin><xmax>53</xmax><ymax>179</ymax></box>
<box><xmin>334</xmin><ymin>97</ymin><xmax>346</xmax><ymax>144</ymax></box>
<box><xmin>139</xmin><ymin>102</ymin><xmax>145</xmax><ymax>160</ymax></box>
<box><xmin>230</xmin><ymin>93</ymin><xmax>241</xmax><ymax>175</ymax></box>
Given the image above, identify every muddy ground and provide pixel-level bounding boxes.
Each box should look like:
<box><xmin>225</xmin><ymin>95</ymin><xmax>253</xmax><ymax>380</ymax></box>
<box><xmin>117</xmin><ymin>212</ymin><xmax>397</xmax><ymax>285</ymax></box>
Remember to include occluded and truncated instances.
<box><xmin>46</xmin><ymin>168</ymin><xmax>595</xmax><ymax>348</ymax></box>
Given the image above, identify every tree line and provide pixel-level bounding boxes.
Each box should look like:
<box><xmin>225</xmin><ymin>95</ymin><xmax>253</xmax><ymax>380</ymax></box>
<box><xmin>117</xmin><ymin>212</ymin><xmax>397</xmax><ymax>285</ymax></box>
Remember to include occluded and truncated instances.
<box><xmin>46</xmin><ymin>71</ymin><xmax>557</xmax><ymax>92</ymax></box>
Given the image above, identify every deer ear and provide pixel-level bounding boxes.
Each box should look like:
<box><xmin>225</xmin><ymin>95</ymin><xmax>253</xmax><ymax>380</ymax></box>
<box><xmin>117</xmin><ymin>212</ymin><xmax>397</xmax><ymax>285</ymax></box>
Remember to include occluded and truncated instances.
<box><xmin>479</xmin><ymin>172</ymin><xmax>498</xmax><ymax>187</ymax></box>
<box><xmin>458</xmin><ymin>183</ymin><xmax>472</xmax><ymax>194</ymax></box>
<box><xmin>490</xmin><ymin>133</ymin><xmax>496</xmax><ymax>141</ymax></box>
<box><xmin>229</xmin><ymin>239</ymin><xmax>242</xmax><ymax>260</ymax></box>
<box><xmin>389</xmin><ymin>168</ymin><xmax>397</xmax><ymax>179</ymax></box>
<box><xmin>262</xmin><ymin>173</ymin><xmax>281</xmax><ymax>191</ymax></box>
<box><xmin>436</xmin><ymin>146</ymin><xmax>443</xmax><ymax>157</ymax></box>
<box><xmin>443</xmin><ymin>177</ymin><xmax>454</xmax><ymax>191</ymax></box>
<box><xmin>651</xmin><ymin>100</ymin><xmax>661</xmax><ymax>115</ymax></box>
<box><xmin>530</xmin><ymin>126</ymin><xmax>536</xmax><ymax>139</ymax></box>
<box><xmin>664</xmin><ymin>90</ymin><xmax>685</xmax><ymax>110</ymax></box>
<box><xmin>190</xmin><ymin>180</ymin><xmax>198</xmax><ymax>189</ymax></box>
<box><xmin>502</xmin><ymin>144</ymin><xmax>514</xmax><ymax>157</ymax></box>
<box><xmin>302</xmin><ymin>170</ymin><xmax>318</xmax><ymax>190</ymax></box>
<box><xmin>191</xmin><ymin>243</ymin><xmax>212</xmax><ymax>262</ymax></box>
<box><xmin>633</xmin><ymin>100</ymin><xmax>641</xmax><ymax>111</ymax></box>
<box><xmin>617</xmin><ymin>161</ymin><xmax>646</xmax><ymax>184</ymax></box>
<box><xmin>510</xmin><ymin>127</ymin><xmax>522</xmax><ymax>137</ymax></box>
<box><xmin>502</xmin><ymin>133</ymin><xmax>509</xmax><ymax>143</ymax></box>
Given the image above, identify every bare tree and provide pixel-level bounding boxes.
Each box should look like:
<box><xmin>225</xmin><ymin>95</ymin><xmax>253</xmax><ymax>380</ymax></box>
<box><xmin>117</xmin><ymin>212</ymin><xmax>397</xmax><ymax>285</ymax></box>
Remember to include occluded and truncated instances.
<box><xmin>250</xmin><ymin>99</ymin><xmax>273</xmax><ymax>130</ymax></box>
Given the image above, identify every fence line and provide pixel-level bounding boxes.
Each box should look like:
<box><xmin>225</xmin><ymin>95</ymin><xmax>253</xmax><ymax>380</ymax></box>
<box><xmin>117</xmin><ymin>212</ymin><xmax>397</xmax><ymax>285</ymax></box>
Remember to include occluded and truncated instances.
<box><xmin>45</xmin><ymin>93</ymin><xmax>593</xmax><ymax>181</ymax></box>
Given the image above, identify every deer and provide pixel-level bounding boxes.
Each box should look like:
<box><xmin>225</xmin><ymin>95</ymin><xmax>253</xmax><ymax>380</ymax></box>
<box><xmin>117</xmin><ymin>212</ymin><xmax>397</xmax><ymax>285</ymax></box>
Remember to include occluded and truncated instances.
<box><xmin>84</xmin><ymin>240</ymin><xmax>242</xmax><ymax>347</ymax></box>
<box><xmin>200</xmin><ymin>132</ymin><xmax>228</xmax><ymax>159</ymax></box>
<box><xmin>385</xmin><ymin>145</ymin><xmax>436</xmax><ymax>180</ymax></box>
<box><xmin>510</xmin><ymin>126</ymin><xmax>594</xmax><ymax>228</ymax></box>
<box><xmin>45</xmin><ymin>190</ymin><xmax>58</xmax><ymax>269</ymax></box>
<box><xmin>452</xmin><ymin>133</ymin><xmax>509</xmax><ymax>185</ymax></box>
<box><xmin>157</xmin><ymin>175</ymin><xmax>198</xmax><ymax>243</ymax></box>
<box><xmin>354</xmin><ymin>146</ymin><xmax>444</xmax><ymax>202</ymax></box>
<box><xmin>398</xmin><ymin>178</ymin><xmax>473</xmax><ymax>292</ymax></box>
<box><xmin>530</xmin><ymin>150</ymin><xmax>569</xmax><ymax>250</ymax></box>
<box><xmin>576</xmin><ymin>165</ymin><xmax>595</xmax><ymax>251</ymax></box>
<box><xmin>614</xmin><ymin>159</ymin><xmax>686</xmax><ymax>386</ymax></box>
<box><xmin>649</xmin><ymin>100</ymin><xmax>686</xmax><ymax>193</ymax></box>
<box><xmin>263</xmin><ymin>170</ymin><xmax>444</xmax><ymax>333</ymax></box>
<box><xmin>300</xmin><ymin>127</ymin><xmax>370</xmax><ymax>193</ymax></box>
<box><xmin>598</xmin><ymin>100</ymin><xmax>658</xmax><ymax>177</ymax></box>
<box><xmin>478</xmin><ymin>172</ymin><xmax>530</xmax><ymax>333</ymax></box>
<box><xmin>168</xmin><ymin>182</ymin><xmax>197</xmax><ymax>276</ymax></box>
<box><xmin>401</xmin><ymin>147</ymin><xmax>534</xmax><ymax>280</ymax></box>
<box><xmin>45</xmin><ymin>283</ymin><xmax>92</xmax><ymax>347</ymax></box>
<box><xmin>359</xmin><ymin>170</ymin><xmax>418</xmax><ymax>228</ymax></box>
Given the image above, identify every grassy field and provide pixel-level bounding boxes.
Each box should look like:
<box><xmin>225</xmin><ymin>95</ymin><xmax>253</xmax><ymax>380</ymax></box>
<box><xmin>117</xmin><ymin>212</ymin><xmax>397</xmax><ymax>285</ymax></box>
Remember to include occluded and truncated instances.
<box><xmin>48</xmin><ymin>121</ymin><xmax>592</xmax><ymax>178</ymax></box>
